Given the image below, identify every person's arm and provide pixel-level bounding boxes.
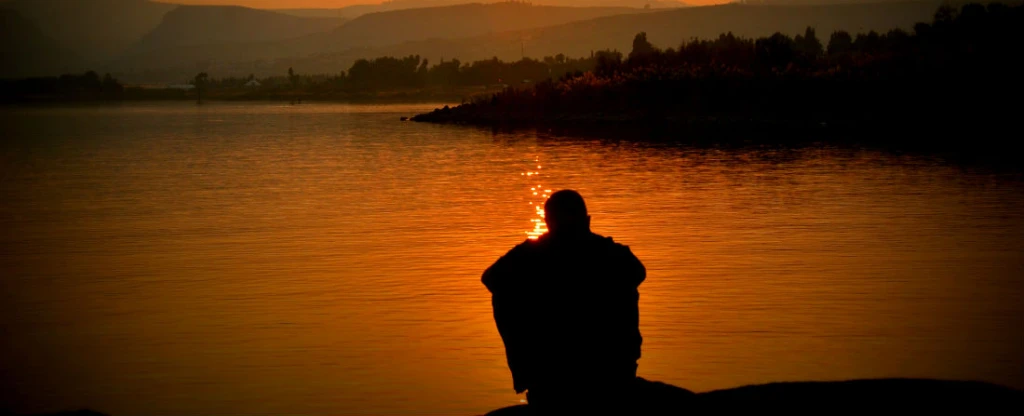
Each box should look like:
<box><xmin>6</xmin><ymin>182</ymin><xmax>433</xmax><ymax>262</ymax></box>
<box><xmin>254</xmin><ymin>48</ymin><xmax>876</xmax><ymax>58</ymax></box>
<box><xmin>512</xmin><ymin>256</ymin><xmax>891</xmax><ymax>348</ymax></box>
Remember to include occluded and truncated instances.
<box><xmin>492</xmin><ymin>292</ymin><xmax>531</xmax><ymax>393</ymax></box>
<box><xmin>621</xmin><ymin>245</ymin><xmax>646</xmax><ymax>362</ymax></box>
<box><xmin>622</xmin><ymin>245</ymin><xmax>647</xmax><ymax>287</ymax></box>
<box><xmin>482</xmin><ymin>251</ymin><xmax>531</xmax><ymax>393</ymax></box>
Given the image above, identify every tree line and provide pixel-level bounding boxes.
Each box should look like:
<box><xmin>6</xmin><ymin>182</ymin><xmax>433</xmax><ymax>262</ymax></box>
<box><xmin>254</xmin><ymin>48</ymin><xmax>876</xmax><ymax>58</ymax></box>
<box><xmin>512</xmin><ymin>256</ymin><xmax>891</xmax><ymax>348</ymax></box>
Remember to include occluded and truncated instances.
<box><xmin>414</xmin><ymin>2</ymin><xmax>1024</xmax><ymax>139</ymax></box>
<box><xmin>5</xmin><ymin>2</ymin><xmax>1020</xmax><ymax>112</ymax></box>
<box><xmin>0</xmin><ymin>71</ymin><xmax>124</xmax><ymax>102</ymax></box>
<box><xmin>197</xmin><ymin>52</ymin><xmax>618</xmax><ymax>96</ymax></box>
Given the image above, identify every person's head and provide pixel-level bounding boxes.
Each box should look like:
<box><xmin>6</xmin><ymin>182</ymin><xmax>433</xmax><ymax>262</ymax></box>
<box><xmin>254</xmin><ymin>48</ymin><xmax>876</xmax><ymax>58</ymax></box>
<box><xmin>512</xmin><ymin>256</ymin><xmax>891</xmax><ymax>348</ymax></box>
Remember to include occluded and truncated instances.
<box><xmin>544</xmin><ymin>189</ymin><xmax>591</xmax><ymax>236</ymax></box>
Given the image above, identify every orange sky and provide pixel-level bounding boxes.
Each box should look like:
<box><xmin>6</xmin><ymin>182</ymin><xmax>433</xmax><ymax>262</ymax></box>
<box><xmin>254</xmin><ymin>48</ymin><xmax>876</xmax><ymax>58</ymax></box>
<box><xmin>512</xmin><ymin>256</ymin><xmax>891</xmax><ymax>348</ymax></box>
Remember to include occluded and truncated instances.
<box><xmin>166</xmin><ymin>1</ymin><xmax>725</xmax><ymax>9</ymax></box>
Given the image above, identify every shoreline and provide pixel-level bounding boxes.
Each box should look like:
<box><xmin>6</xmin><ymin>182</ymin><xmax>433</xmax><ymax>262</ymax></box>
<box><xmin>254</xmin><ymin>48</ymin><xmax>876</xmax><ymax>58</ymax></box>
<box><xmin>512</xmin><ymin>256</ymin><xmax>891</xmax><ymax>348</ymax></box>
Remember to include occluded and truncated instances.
<box><xmin>23</xmin><ymin>378</ymin><xmax>1020</xmax><ymax>416</ymax></box>
<box><xmin>410</xmin><ymin>107</ymin><xmax>1017</xmax><ymax>145</ymax></box>
<box><xmin>0</xmin><ymin>86</ymin><xmax>494</xmax><ymax>106</ymax></box>
<box><xmin>484</xmin><ymin>378</ymin><xmax>1024</xmax><ymax>415</ymax></box>
<box><xmin>407</xmin><ymin>105</ymin><xmax>1024</xmax><ymax>171</ymax></box>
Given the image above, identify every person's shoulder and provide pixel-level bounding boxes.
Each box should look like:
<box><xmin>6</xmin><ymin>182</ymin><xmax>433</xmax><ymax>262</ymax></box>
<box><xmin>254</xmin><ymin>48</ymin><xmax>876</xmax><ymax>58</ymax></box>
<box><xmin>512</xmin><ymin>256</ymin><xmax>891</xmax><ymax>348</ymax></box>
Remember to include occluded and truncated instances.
<box><xmin>483</xmin><ymin>239</ymin><xmax>539</xmax><ymax>289</ymax></box>
<box><xmin>591</xmin><ymin>233</ymin><xmax>633</xmax><ymax>251</ymax></box>
<box><xmin>592</xmin><ymin>233</ymin><xmax>645</xmax><ymax>283</ymax></box>
<box><xmin>592</xmin><ymin>233</ymin><xmax>643</xmax><ymax>263</ymax></box>
<box><xmin>514</xmin><ymin>237</ymin><xmax>540</xmax><ymax>249</ymax></box>
<box><xmin>508</xmin><ymin>237</ymin><xmax>542</xmax><ymax>255</ymax></box>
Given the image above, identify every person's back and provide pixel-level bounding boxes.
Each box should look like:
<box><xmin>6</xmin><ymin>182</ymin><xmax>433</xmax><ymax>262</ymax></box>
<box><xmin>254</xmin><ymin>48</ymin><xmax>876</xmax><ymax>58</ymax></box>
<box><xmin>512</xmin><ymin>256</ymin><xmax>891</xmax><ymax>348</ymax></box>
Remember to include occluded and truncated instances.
<box><xmin>482</xmin><ymin>190</ymin><xmax>646</xmax><ymax>413</ymax></box>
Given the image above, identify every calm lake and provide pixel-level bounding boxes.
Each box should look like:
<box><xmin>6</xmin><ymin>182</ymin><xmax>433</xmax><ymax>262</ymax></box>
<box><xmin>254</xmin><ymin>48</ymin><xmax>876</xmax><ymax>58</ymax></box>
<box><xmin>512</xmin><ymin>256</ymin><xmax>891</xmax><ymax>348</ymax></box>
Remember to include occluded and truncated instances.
<box><xmin>1</xmin><ymin>103</ymin><xmax>1022</xmax><ymax>415</ymax></box>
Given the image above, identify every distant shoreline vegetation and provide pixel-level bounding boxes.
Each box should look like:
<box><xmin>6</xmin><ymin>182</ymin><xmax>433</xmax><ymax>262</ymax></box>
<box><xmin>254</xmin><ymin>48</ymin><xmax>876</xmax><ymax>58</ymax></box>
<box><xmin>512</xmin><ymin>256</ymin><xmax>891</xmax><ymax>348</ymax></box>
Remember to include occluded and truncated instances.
<box><xmin>0</xmin><ymin>71</ymin><xmax>126</xmax><ymax>103</ymax></box>
<box><xmin>411</xmin><ymin>2</ymin><xmax>1023</xmax><ymax>139</ymax></box>
<box><xmin>4</xmin><ymin>1</ymin><xmax>1022</xmax><ymax>134</ymax></box>
<box><xmin>0</xmin><ymin>50</ymin><xmax>608</xmax><ymax>103</ymax></box>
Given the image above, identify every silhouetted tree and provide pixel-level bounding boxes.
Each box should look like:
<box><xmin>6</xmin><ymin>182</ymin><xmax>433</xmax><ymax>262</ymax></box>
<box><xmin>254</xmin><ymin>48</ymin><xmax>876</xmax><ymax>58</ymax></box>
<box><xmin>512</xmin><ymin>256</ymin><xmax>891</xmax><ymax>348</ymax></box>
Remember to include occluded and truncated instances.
<box><xmin>794</xmin><ymin>27</ymin><xmax>823</xmax><ymax>60</ymax></box>
<box><xmin>827</xmin><ymin>31</ymin><xmax>854</xmax><ymax>56</ymax></box>
<box><xmin>428</xmin><ymin>58</ymin><xmax>461</xmax><ymax>86</ymax></box>
<box><xmin>705</xmin><ymin>32</ymin><xmax>755</xmax><ymax>67</ymax></box>
<box><xmin>934</xmin><ymin>2</ymin><xmax>958</xmax><ymax>26</ymax></box>
<box><xmin>288</xmin><ymin>67</ymin><xmax>300</xmax><ymax>89</ymax></box>
<box><xmin>628</xmin><ymin>32</ymin><xmax>658</xmax><ymax>62</ymax></box>
<box><xmin>594</xmin><ymin>50</ymin><xmax>623</xmax><ymax>77</ymax></box>
<box><xmin>1</xmin><ymin>70</ymin><xmax>128</xmax><ymax>102</ymax></box>
<box><xmin>755</xmin><ymin>32</ymin><xmax>795</xmax><ymax>69</ymax></box>
<box><xmin>678</xmin><ymin>37</ymin><xmax>712</xmax><ymax>65</ymax></box>
<box><xmin>101</xmin><ymin>73</ymin><xmax>123</xmax><ymax>99</ymax></box>
<box><xmin>345</xmin><ymin>55</ymin><xmax>424</xmax><ymax>89</ymax></box>
<box><xmin>417</xmin><ymin>58</ymin><xmax>429</xmax><ymax>86</ymax></box>
<box><xmin>413</xmin><ymin>2</ymin><xmax>1024</xmax><ymax>133</ymax></box>
<box><xmin>193</xmin><ymin>72</ymin><xmax>208</xmax><ymax>103</ymax></box>
<box><xmin>853</xmin><ymin>31</ymin><xmax>882</xmax><ymax>53</ymax></box>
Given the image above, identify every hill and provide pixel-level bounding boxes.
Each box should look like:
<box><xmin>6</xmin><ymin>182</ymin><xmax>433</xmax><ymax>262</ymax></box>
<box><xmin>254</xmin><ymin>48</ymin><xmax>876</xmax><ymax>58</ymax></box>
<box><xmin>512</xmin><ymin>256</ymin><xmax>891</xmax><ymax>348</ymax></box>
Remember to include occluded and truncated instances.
<box><xmin>318</xmin><ymin>2</ymin><xmax>644</xmax><ymax>51</ymax></box>
<box><xmin>277</xmin><ymin>0</ymin><xmax>684</xmax><ymax>20</ymax></box>
<box><xmin>483</xmin><ymin>378</ymin><xmax>1023</xmax><ymax>415</ymax></box>
<box><xmin>129</xmin><ymin>5</ymin><xmax>343</xmax><ymax>51</ymax></box>
<box><xmin>284</xmin><ymin>1</ymin><xmax>942</xmax><ymax>76</ymax></box>
<box><xmin>112</xmin><ymin>2</ymin><xmax>645</xmax><ymax>81</ymax></box>
<box><xmin>0</xmin><ymin>8</ymin><xmax>82</xmax><ymax>78</ymax></box>
<box><xmin>0</xmin><ymin>0</ymin><xmax>175</xmax><ymax>65</ymax></box>
<box><xmin>113</xmin><ymin>5</ymin><xmax>346</xmax><ymax>76</ymax></box>
<box><xmin>109</xmin><ymin>1</ymin><xmax>944</xmax><ymax>83</ymax></box>
<box><xmin>417</xmin><ymin>1</ymin><xmax>944</xmax><ymax>63</ymax></box>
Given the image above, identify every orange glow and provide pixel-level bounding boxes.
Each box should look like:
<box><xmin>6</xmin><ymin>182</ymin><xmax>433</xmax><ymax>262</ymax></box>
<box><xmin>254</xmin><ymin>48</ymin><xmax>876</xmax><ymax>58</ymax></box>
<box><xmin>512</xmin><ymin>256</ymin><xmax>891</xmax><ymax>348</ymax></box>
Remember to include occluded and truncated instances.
<box><xmin>3</xmin><ymin>104</ymin><xmax>1023</xmax><ymax>416</ymax></box>
<box><xmin>525</xmin><ymin>157</ymin><xmax>548</xmax><ymax>239</ymax></box>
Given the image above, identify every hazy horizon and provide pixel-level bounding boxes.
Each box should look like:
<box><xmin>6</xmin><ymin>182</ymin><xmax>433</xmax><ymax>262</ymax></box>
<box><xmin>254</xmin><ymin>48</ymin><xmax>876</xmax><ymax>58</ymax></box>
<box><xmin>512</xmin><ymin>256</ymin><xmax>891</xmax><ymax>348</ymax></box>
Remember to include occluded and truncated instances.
<box><xmin>160</xmin><ymin>0</ymin><xmax>712</xmax><ymax>9</ymax></box>
<box><xmin>3</xmin><ymin>0</ymin><xmax>950</xmax><ymax>81</ymax></box>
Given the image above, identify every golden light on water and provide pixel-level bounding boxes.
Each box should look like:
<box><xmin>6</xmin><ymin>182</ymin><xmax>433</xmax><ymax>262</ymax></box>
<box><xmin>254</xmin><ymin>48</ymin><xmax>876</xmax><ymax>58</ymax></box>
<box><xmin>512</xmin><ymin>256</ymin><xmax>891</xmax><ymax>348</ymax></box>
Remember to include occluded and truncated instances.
<box><xmin>525</xmin><ymin>158</ymin><xmax>549</xmax><ymax>239</ymax></box>
<box><xmin>2</xmin><ymin>105</ymin><xmax>1024</xmax><ymax>416</ymax></box>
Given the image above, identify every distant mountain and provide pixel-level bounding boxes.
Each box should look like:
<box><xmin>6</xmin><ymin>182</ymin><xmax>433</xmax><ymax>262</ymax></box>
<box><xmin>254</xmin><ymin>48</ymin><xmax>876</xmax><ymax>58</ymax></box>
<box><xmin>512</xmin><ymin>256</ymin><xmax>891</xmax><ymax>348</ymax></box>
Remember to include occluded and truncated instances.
<box><xmin>1</xmin><ymin>0</ymin><xmax>175</xmax><ymax>66</ymax></box>
<box><xmin>0</xmin><ymin>8</ymin><xmax>81</xmax><ymax>78</ymax></box>
<box><xmin>112</xmin><ymin>2</ymin><xmax>644</xmax><ymax>78</ymax></box>
<box><xmin>530</xmin><ymin>0</ymin><xmax>686</xmax><ymax>7</ymax></box>
<box><xmin>358</xmin><ymin>1</ymin><xmax>944</xmax><ymax>65</ymax></box>
<box><xmin>113</xmin><ymin>5</ymin><xmax>345</xmax><ymax>74</ymax></box>
<box><xmin>111</xmin><ymin>1</ymin><xmax>944</xmax><ymax>83</ymax></box>
<box><xmin>319</xmin><ymin>2</ymin><xmax>644</xmax><ymax>51</ymax></box>
<box><xmin>274</xmin><ymin>1</ymin><xmax>943</xmax><ymax>77</ymax></box>
<box><xmin>129</xmin><ymin>5</ymin><xmax>343</xmax><ymax>51</ymax></box>
<box><xmin>278</xmin><ymin>0</ymin><xmax>685</xmax><ymax>20</ymax></box>
<box><xmin>275</xmin><ymin>8</ymin><xmax>357</xmax><ymax>18</ymax></box>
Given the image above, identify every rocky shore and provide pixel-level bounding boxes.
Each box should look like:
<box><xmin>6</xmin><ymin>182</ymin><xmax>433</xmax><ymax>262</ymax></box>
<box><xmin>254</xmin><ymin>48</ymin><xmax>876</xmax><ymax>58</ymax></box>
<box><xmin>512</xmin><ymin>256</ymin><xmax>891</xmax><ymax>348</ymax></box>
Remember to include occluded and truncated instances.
<box><xmin>11</xmin><ymin>378</ymin><xmax>1020</xmax><ymax>416</ymax></box>
<box><xmin>483</xmin><ymin>378</ymin><xmax>1024</xmax><ymax>415</ymax></box>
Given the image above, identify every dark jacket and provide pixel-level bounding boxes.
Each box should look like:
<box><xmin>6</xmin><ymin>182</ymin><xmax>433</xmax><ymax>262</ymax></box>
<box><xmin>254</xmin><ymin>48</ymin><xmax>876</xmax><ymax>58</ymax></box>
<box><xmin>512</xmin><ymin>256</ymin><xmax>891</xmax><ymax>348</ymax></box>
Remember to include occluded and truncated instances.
<box><xmin>482</xmin><ymin>232</ymin><xmax>646</xmax><ymax>394</ymax></box>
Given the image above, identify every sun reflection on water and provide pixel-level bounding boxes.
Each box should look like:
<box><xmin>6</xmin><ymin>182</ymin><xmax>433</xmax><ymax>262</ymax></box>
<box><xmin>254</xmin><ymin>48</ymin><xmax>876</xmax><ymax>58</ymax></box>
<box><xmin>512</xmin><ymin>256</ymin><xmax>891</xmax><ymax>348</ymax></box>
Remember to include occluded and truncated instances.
<box><xmin>524</xmin><ymin>157</ymin><xmax>550</xmax><ymax>239</ymax></box>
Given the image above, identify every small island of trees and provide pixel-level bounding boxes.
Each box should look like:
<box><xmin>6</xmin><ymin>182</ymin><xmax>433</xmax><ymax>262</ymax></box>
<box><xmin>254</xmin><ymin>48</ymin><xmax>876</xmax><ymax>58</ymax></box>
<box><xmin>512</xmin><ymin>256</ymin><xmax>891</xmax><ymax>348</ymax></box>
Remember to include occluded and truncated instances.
<box><xmin>412</xmin><ymin>2</ymin><xmax>1024</xmax><ymax>141</ymax></box>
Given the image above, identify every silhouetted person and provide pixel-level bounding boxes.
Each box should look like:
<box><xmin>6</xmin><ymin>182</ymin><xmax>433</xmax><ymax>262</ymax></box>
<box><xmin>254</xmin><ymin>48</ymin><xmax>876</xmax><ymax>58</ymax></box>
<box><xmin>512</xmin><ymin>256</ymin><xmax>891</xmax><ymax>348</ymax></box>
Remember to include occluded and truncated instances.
<box><xmin>482</xmin><ymin>190</ymin><xmax>645</xmax><ymax>414</ymax></box>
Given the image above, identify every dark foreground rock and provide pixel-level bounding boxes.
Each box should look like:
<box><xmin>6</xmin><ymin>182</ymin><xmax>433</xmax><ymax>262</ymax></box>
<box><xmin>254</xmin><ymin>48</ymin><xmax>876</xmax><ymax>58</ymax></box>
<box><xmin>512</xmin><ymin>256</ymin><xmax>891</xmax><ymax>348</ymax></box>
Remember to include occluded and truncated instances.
<box><xmin>483</xmin><ymin>378</ymin><xmax>1024</xmax><ymax>415</ymax></box>
<box><xmin>4</xmin><ymin>410</ymin><xmax>109</xmax><ymax>416</ymax></box>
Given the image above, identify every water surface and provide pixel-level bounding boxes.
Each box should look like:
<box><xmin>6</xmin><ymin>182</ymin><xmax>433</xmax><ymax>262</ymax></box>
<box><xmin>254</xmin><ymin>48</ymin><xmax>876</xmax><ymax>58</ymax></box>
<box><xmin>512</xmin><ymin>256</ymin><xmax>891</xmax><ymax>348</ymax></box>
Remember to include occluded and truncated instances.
<box><xmin>1</xmin><ymin>103</ymin><xmax>1022</xmax><ymax>415</ymax></box>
